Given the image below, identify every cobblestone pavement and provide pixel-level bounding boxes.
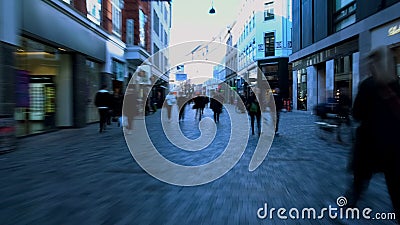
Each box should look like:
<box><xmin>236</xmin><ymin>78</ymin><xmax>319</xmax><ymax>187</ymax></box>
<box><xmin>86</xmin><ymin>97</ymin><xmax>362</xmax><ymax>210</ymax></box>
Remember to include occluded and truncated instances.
<box><xmin>0</xmin><ymin>104</ymin><xmax>397</xmax><ymax>225</ymax></box>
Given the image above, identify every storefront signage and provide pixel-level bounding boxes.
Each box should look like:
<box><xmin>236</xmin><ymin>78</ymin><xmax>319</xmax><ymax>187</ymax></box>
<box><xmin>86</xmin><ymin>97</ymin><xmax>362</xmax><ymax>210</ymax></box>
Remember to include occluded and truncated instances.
<box><xmin>388</xmin><ymin>24</ymin><xmax>400</xmax><ymax>36</ymax></box>
<box><xmin>175</xmin><ymin>73</ymin><xmax>187</xmax><ymax>81</ymax></box>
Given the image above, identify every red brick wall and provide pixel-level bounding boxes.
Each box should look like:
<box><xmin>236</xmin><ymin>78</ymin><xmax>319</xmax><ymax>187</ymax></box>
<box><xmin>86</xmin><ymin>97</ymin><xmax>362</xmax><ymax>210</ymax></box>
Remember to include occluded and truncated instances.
<box><xmin>73</xmin><ymin>0</ymin><xmax>88</xmax><ymax>15</ymax></box>
<box><xmin>122</xmin><ymin>0</ymin><xmax>151</xmax><ymax>53</ymax></box>
<box><xmin>102</xmin><ymin>0</ymin><xmax>113</xmax><ymax>33</ymax></box>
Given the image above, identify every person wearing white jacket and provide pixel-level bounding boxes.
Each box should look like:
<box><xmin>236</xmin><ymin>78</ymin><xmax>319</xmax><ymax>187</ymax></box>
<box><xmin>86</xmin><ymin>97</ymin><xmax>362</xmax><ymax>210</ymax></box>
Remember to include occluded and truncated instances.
<box><xmin>165</xmin><ymin>92</ymin><xmax>177</xmax><ymax>120</ymax></box>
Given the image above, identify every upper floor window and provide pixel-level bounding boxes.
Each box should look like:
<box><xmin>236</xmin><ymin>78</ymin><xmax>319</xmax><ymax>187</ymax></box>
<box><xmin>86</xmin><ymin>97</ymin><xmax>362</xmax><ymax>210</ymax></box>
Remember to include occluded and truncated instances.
<box><xmin>139</xmin><ymin>9</ymin><xmax>146</xmax><ymax>48</ymax></box>
<box><xmin>126</xmin><ymin>19</ymin><xmax>134</xmax><ymax>45</ymax></box>
<box><xmin>163</xmin><ymin>4</ymin><xmax>168</xmax><ymax>22</ymax></box>
<box><xmin>164</xmin><ymin>30</ymin><xmax>168</xmax><ymax>46</ymax></box>
<box><xmin>264</xmin><ymin>1</ymin><xmax>274</xmax><ymax>21</ymax></box>
<box><xmin>112</xmin><ymin>0</ymin><xmax>122</xmax><ymax>36</ymax></box>
<box><xmin>87</xmin><ymin>0</ymin><xmax>102</xmax><ymax>25</ymax></box>
<box><xmin>153</xmin><ymin>10</ymin><xmax>160</xmax><ymax>36</ymax></box>
<box><xmin>334</xmin><ymin>0</ymin><xmax>356</xmax><ymax>32</ymax></box>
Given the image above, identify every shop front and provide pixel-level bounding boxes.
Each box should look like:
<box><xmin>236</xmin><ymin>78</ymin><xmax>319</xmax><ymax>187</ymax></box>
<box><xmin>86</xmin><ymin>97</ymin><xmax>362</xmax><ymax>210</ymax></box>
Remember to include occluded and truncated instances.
<box><xmin>14</xmin><ymin>37</ymin><xmax>73</xmax><ymax>136</ymax></box>
<box><xmin>370</xmin><ymin>18</ymin><xmax>400</xmax><ymax>79</ymax></box>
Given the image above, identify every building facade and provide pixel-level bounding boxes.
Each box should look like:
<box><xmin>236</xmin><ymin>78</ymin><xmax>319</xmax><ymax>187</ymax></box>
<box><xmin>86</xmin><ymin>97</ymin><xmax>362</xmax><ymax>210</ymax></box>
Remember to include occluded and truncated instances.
<box><xmin>290</xmin><ymin>0</ymin><xmax>400</xmax><ymax>111</ymax></box>
<box><xmin>234</xmin><ymin>0</ymin><xmax>293</xmax><ymax>99</ymax></box>
<box><xmin>0</xmin><ymin>0</ymin><xmax>171</xmax><ymax>136</ymax></box>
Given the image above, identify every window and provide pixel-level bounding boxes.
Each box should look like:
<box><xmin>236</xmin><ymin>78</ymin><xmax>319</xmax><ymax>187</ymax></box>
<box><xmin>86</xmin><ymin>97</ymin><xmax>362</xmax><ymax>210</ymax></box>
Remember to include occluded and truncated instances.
<box><xmin>153</xmin><ymin>44</ymin><xmax>160</xmax><ymax>69</ymax></box>
<box><xmin>153</xmin><ymin>10</ymin><xmax>160</xmax><ymax>36</ymax></box>
<box><xmin>112</xmin><ymin>60</ymin><xmax>125</xmax><ymax>81</ymax></box>
<box><xmin>164</xmin><ymin>4</ymin><xmax>168</xmax><ymax>22</ymax></box>
<box><xmin>297</xmin><ymin>69</ymin><xmax>307</xmax><ymax>110</ymax></box>
<box><xmin>62</xmin><ymin>0</ymin><xmax>71</xmax><ymax>4</ymax></box>
<box><xmin>334</xmin><ymin>55</ymin><xmax>353</xmax><ymax>105</ymax></box>
<box><xmin>112</xmin><ymin>0</ymin><xmax>122</xmax><ymax>35</ymax></box>
<box><xmin>264</xmin><ymin>32</ymin><xmax>275</xmax><ymax>57</ymax></box>
<box><xmin>264</xmin><ymin>1</ymin><xmax>274</xmax><ymax>21</ymax></box>
<box><xmin>86</xmin><ymin>0</ymin><xmax>101</xmax><ymax>25</ymax></box>
<box><xmin>139</xmin><ymin>9</ymin><xmax>146</xmax><ymax>47</ymax></box>
<box><xmin>334</xmin><ymin>0</ymin><xmax>356</xmax><ymax>31</ymax></box>
<box><xmin>126</xmin><ymin>19</ymin><xmax>134</xmax><ymax>45</ymax></box>
<box><xmin>164</xmin><ymin>30</ymin><xmax>168</xmax><ymax>46</ymax></box>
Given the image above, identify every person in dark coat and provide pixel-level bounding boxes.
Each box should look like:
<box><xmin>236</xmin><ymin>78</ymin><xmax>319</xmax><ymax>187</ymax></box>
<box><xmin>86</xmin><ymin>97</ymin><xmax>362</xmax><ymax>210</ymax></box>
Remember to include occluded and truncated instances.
<box><xmin>193</xmin><ymin>95</ymin><xmax>206</xmax><ymax>121</ymax></box>
<box><xmin>345</xmin><ymin>46</ymin><xmax>400</xmax><ymax>223</ymax></box>
<box><xmin>177</xmin><ymin>95</ymin><xmax>188</xmax><ymax>122</ymax></box>
<box><xmin>94</xmin><ymin>84</ymin><xmax>113</xmax><ymax>133</ymax></box>
<box><xmin>246</xmin><ymin>91</ymin><xmax>261</xmax><ymax>136</ymax></box>
<box><xmin>112</xmin><ymin>88</ymin><xmax>124</xmax><ymax>127</ymax></box>
<box><xmin>210</xmin><ymin>92</ymin><xmax>224</xmax><ymax>123</ymax></box>
<box><xmin>273</xmin><ymin>88</ymin><xmax>283</xmax><ymax>136</ymax></box>
<box><xmin>123</xmin><ymin>85</ymin><xmax>138</xmax><ymax>134</ymax></box>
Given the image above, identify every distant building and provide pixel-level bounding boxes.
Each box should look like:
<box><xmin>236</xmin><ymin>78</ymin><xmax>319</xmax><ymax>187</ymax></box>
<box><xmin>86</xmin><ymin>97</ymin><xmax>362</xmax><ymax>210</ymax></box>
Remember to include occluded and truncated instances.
<box><xmin>234</xmin><ymin>0</ymin><xmax>293</xmax><ymax>99</ymax></box>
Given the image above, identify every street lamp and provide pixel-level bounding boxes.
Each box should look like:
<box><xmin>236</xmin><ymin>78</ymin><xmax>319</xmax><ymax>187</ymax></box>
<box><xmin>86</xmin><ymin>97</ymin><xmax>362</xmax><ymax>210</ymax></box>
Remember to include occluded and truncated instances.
<box><xmin>209</xmin><ymin>0</ymin><xmax>215</xmax><ymax>14</ymax></box>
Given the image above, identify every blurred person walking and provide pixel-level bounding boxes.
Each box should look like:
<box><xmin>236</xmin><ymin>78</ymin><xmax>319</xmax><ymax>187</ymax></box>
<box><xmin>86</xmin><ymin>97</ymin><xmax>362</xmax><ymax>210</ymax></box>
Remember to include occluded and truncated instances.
<box><xmin>123</xmin><ymin>85</ymin><xmax>138</xmax><ymax>134</ymax></box>
<box><xmin>193</xmin><ymin>95</ymin><xmax>206</xmax><ymax>121</ymax></box>
<box><xmin>246</xmin><ymin>91</ymin><xmax>261</xmax><ymax>136</ymax></box>
<box><xmin>346</xmin><ymin>46</ymin><xmax>400</xmax><ymax>223</ymax></box>
<box><xmin>210</xmin><ymin>92</ymin><xmax>224</xmax><ymax>123</ymax></box>
<box><xmin>165</xmin><ymin>91</ymin><xmax>177</xmax><ymax>121</ymax></box>
<box><xmin>94</xmin><ymin>84</ymin><xmax>113</xmax><ymax>133</ymax></box>
<box><xmin>177</xmin><ymin>95</ymin><xmax>188</xmax><ymax>122</ymax></box>
<box><xmin>112</xmin><ymin>87</ymin><xmax>124</xmax><ymax>127</ymax></box>
<box><xmin>273</xmin><ymin>88</ymin><xmax>283</xmax><ymax>136</ymax></box>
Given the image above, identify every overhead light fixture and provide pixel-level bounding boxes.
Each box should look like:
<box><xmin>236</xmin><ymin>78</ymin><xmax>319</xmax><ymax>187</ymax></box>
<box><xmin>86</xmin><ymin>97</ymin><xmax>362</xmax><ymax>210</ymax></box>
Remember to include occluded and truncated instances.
<box><xmin>209</xmin><ymin>0</ymin><xmax>215</xmax><ymax>14</ymax></box>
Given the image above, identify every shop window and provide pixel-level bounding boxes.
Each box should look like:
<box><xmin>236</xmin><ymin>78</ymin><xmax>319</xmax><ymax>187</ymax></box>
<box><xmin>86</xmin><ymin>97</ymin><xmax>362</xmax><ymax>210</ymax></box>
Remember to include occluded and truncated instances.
<box><xmin>14</xmin><ymin>37</ymin><xmax>64</xmax><ymax>136</ymax></box>
<box><xmin>112</xmin><ymin>60</ymin><xmax>125</xmax><ymax>82</ymax></box>
<box><xmin>394</xmin><ymin>47</ymin><xmax>400</xmax><ymax>78</ymax></box>
<box><xmin>334</xmin><ymin>55</ymin><xmax>352</xmax><ymax>106</ymax></box>
<box><xmin>86</xmin><ymin>60</ymin><xmax>100</xmax><ymax>123</ymax></box>
<box><xmin>297</xmin><ymin>69</ymin><xmax>307</xmax><ymax>110</ymax></box>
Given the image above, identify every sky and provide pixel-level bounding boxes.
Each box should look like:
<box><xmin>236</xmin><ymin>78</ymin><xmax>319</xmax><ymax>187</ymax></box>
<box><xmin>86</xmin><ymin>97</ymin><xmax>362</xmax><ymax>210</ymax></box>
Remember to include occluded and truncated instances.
<box><xmin>169</xmin><ymin>0</ymin><xmax>241</xmax><ymax>83</ymax></box>
<box><xmin>170</xmin><ymin>0</ymin><xmax>241</xmax><ymax>45</ymax></box>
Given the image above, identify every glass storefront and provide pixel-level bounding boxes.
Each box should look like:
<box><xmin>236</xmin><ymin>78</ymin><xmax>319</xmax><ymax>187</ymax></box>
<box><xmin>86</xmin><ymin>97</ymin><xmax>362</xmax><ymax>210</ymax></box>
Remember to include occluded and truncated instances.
<box><xmin>297</xmin><ymin>69</ymin><xmax>307</xmax><ymax>110</ymax></box>
<box><xmin>394</xmin><ymin>46</ymin><xmax>400</xmax><ymax>78</ymax></box>
<box><xmin>334</xmin><ymin>55</ymin><xmax>352</xmax><ymax>106</ymax></box>
<box><xmin>86</xmin><ymin>59</ymin><xmax>101</xmax><ymax>123</ymax></box>
<box><xmin>14</xmin><ymin>37</ymin><xmax>72</xmax><ymax>136</ymax></box>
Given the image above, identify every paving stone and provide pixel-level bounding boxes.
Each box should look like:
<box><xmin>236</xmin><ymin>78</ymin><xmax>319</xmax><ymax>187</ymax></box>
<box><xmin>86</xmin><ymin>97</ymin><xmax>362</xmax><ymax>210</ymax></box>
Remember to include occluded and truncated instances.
<box><xmin>0</xmin><ymin>104</ymin><xmax>396</xmax><ymax>225</ymax></box>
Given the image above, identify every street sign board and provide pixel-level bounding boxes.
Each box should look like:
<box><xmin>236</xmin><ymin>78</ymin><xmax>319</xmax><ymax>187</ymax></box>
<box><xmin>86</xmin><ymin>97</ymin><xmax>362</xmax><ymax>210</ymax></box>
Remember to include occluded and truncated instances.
<box><xmin>175</xmin><ymin>73</ymin><xmax>187</xmax><ymax>81</ymax></box>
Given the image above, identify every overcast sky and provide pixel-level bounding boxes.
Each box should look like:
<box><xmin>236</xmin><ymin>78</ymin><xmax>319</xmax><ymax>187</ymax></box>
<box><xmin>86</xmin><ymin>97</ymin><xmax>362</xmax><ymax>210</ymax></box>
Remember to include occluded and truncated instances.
<box><xmin>169</xmin><ymin>0</ymin><xmax>241</xmax><ymax>82</ymax></box>
<box><xmin>170</xmin><ymin>0</ymin><xmax>240</xmax><ymax>45</ymax></box>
